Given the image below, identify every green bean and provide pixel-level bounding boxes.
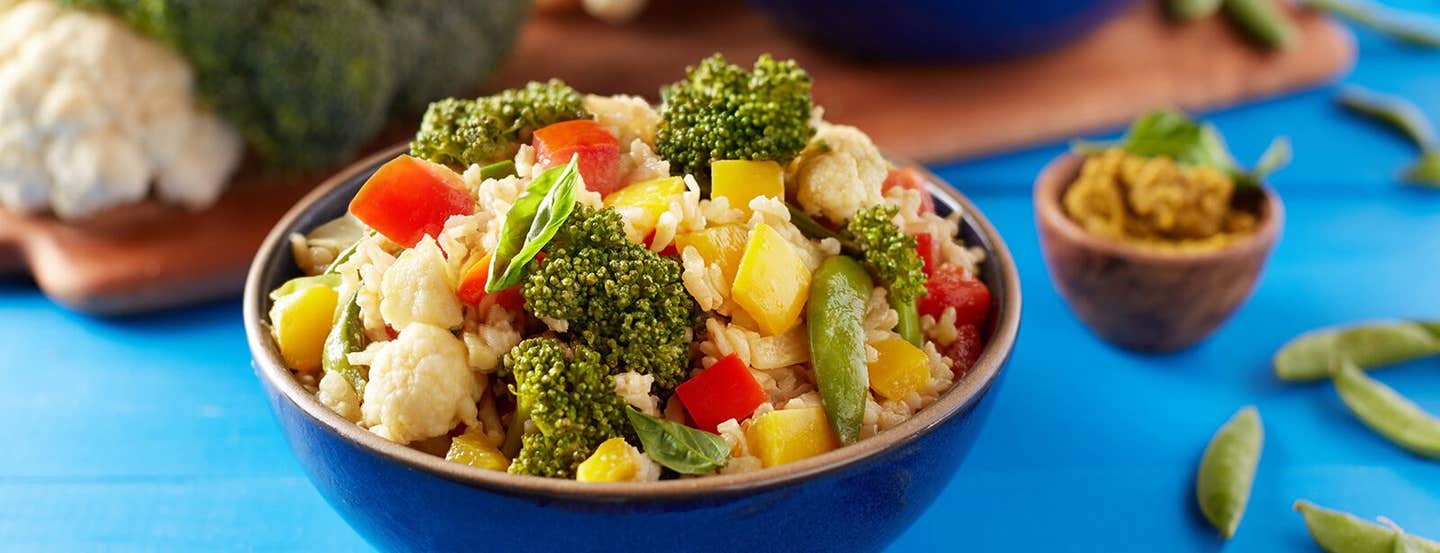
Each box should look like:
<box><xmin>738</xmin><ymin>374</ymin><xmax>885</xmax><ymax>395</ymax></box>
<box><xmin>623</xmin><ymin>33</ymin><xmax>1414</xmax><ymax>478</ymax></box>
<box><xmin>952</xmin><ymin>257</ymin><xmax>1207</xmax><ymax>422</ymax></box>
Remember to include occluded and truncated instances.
<box><xmin>1337</xmin><ymin>86</ymin><xmax>1438</xmax><ymax>150</ymax></box>
<box><xmin>1332</xmin><ymin>359</ymin><xmax>1440</xmax><ymax>458</ymax></box>
<box><xmin>478</xmin><ymin>159</ymin><xmax>518</xmax><ymax>180</ymax></box>
<box><xmin>1302</xmin><ymin>0</ymin><xmax>1440</xmax><ymax>49</ymax></box>
<box><xmin>1223</xmin><ymin>0</ymin><xmax>1299</xmax><ymax>50</ymax></box>
<box><xmin>808</xmin><ymin>255</ymin><xmax>874</xmax><ymax>445</ymax></box>
<box><xmin>1274</xmin><ymin>321</ymin><xmax>1440</xmax><ymax>382</ymax></box>
<box><xmin>1294</xmin><ymin>500</ymin><xmax>1440</xmax><ymax>553</ymax></box>
<box><xmin>1170</xmin><ymin>0</ymin><xmax>1223</xmax><ymax>21</ymax></box>
<box><xmin>1196</xmin><ymin>406</ymin><xmax>1263</xmax><ymax>539</ymax></box>
<box><xmin>322</xmin><ymin>292</ymin><xmax>368</xmax><ymax>396</ymax></box>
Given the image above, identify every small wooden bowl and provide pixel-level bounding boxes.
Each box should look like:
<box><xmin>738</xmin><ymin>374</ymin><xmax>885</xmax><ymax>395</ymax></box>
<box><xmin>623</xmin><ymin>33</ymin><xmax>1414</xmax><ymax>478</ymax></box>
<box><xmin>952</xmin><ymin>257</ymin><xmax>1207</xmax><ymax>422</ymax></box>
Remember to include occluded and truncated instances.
<box><xmin>1034</xmin><ymin>154</ymin><xmax>1283</xmax><ymax>352</ymax></box>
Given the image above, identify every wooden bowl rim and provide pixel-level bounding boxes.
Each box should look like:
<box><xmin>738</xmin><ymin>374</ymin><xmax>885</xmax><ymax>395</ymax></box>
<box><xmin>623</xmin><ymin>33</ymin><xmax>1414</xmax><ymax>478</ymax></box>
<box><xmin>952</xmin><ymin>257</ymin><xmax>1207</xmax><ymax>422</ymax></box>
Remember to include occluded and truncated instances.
<box><xmin>1034</xmin><ymin>153</ymin><xmax>1285</xmax><ymax>263</ymax></box>
<box><xmin>245</xmin><ymin>145</ymin><xmax>1022</xmax><ymax>502</ymax></box>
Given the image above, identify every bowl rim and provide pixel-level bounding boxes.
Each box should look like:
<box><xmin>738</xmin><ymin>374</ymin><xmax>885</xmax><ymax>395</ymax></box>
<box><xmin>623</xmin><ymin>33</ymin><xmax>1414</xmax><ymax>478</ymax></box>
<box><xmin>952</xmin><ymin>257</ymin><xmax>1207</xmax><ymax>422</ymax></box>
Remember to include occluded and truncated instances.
<box><xmin>244</xmin><ymin>144</ymin><xmax>1022</xmax><ymax>502</ymax></box>
<box><xmin>1033</xmin><ymin>153</ymin><xmax>1285</xmax><ymax>263</ymax></box>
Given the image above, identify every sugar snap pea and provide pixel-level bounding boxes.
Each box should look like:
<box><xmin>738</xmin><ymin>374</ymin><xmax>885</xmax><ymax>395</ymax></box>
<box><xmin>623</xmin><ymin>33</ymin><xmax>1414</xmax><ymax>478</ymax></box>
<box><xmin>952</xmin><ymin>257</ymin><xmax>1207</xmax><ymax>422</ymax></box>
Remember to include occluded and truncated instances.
<box><xmin>1196</xmin><ymin>406</ymin><xmax>1263</xmax><ymax>539</ymax></box>
<box><xmin>1294</xmin><ymin>500</ymin><xmax>1440</xmax><ymax>553</ymax></box>
<box><xmin>1332</xmin><ymin>359</ymin><xmax>1440</xmax><ymax>458</ymax></box>
<box><xmin>808</xmin><ymin>255</ymin><xmax>874</xmax><ymax>445</ymax></box>
<box><xmin>1302</xmin><ymin>0</ymin><xmax>1440</xmax><ymax>49</ymax></box>
<box><xmin>1224</xmin><ymin>0</ymin><xmax>1299</xmax><ymax>50</ymax></box>
<box><xmin>1403</xmin><ymin>152</ymin><xmax>1440</xmax><ymax>189</ymax></box>
<box><xmin>1336</xmin><ymin>86</ymin><xmax>1440</xmax><ymax>188</ymax></box>
<box><xmin>322</xmin><ymin>292</ymin><xmax>368</xmax><ymax>396</ymax></box>
<box><xmin>1274</xmin><ymin>321</ymin><xmax>1440</xmax><ymax>382</ymax></box>
<box><xmin>1170</xmin><ymin>0</ymin><xmax>1223</xmax><ymax>21</ymax></box>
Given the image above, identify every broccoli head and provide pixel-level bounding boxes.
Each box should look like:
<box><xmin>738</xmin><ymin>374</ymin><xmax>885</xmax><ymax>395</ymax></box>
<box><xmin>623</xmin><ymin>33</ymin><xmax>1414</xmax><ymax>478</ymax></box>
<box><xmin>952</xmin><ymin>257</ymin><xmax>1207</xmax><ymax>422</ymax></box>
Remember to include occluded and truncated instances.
<box><xmin>521</xmin><ymin>206</ymin><xmax>699</xmax><ymax>391</ymax></box>
<box><xmin>656</xmin><ymin>53</ymin><xmax>815</xmax><ymax>182</ymax></box>
<box><xmin>411</xmin><ymin>80</ymin><xmax>590</xmax><ymax>168</ymax></box>
<box><xmin>501</xmin><ymin>337</ymin><xmax>633</xmax><ymax>478</ymax></box>
<box><xmin>378</xmin><ymin>0</ymin><xmax>529</xmax><ymax>113</ymax></box>
<box><xmin>843</xmin><ymin>205</ymin><xmax>926</xmax><ymax>303</ymax></box>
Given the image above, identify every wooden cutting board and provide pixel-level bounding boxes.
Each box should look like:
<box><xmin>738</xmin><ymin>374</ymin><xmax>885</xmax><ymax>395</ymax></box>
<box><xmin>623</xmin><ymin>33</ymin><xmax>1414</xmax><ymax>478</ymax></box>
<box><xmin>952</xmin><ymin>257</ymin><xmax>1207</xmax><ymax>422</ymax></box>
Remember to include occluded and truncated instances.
<box><xmin>0</xmin><ymin>1</ymin><xmax>1354</xmax><ymax>315</ymax></box>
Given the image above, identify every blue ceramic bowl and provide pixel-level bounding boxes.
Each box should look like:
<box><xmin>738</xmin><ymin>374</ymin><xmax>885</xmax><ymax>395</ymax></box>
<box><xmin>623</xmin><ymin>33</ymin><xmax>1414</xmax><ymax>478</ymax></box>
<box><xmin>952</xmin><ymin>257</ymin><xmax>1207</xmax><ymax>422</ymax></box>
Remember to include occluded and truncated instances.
<box><xmin>749</xmin><ymin>0</ymin><xmax>1134</xmax><ymax>61</ymax></box>
<box><xmin>244</xmin><ymin>146</ymin><xmax>1021</xmax><ymax>553</ymax></box>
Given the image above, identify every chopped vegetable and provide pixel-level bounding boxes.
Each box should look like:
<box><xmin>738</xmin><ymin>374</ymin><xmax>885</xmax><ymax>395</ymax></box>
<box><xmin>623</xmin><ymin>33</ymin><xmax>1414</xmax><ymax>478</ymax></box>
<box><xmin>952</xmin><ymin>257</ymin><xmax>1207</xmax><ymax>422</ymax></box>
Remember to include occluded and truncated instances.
<box><xmin>348</xmin><ymin>155</ymin><xmax>474</xmax><ymax>248</ymax></box>
<box><xmin>577</xmin><ymin>437</ymin><xmax>652</xmax><ymax>482</ymax></box>
<box><xmin>411</xmin><ymin>80</ymin><xmax>590</xmax><ymax>168</ymax></box>
<box><xmin>880</xmin><ymin>167</ymin><xmax>935</xmax><ymax>214</ymax></box>
<box><xmin>478</xmin><ymin>160</ymin><xmax>518</xmax><ymax>180</ymax></box>
<box><xmin>501</xmin><ymin>337</ymin><xmax>634</xmax><ymax>478</ymax></box>
<box><xmin>604</xmin><ymin>176</ymin><xmax>686</xmax><ymax>238</ymax></box>
<box><xmin>710</xmin><ymin>160</ymin><xmax>784</xmax><ymax>215</ymax></box>
<box><xmin>269</xmin><ymin>279</ymin><xmax>339</xmax><ymax>372</ymax></box>
<box><xmin>843</xmin><ymin>205</ymin><xmax>927</xmax><ymax>345</ymax></box>
<box><xmin>675</xmin><ymin>353</ymin><xmax>769</xmax><ymax>432</ymax></box>
<box><xmin>522</xmin><ymin>206</ymin><xmax>699</xmax><ymax>391</ymax></box>
<box><xmin>322</xmin><ymin>293</ymin><xmax>368</xmax><ymax>396</ymax></box>
<box><xmin>867</xmin><ymin>338</ymin><xmax>931</xmax><ymax>402</ymax></box>
<box><xmin>656</xmin><ymin>54</ymin><xmax>814</xmax><ymax>183</ymax></box>
<box><xmin>674</xmin><ymin>225</ymin><xmax>750</xmax><ymax>283</ymax></box>
<box><xmin>746</xmin><ymin>407</ymin><xmax>840</xmax><ymax>467</ymax></box>
<box><xmin>487</xmin><ymin>156</ymin><xmax>582</xmax><ymax>292</ymax></box>
<box><xmin>533</xmin><ymin>119</ymin><xmax>622</xmax><ymax>196</ymax></box>
<box><xmin>732</xmin><ymin>223</ymin><xmax>813</xmax><ymax>336</ymax></box>
<box><xmin>456</xmin><ymin>253</ymin><xmax>523</xmax><ymax>311</ymax></box>
<box><xmin>947</xmin><ymin>324</ymin><xmax>985</xmax><ymax>376</ymax></box>
<box><xmin>919</xmin><ymin>263</ymin><xmax>992</xmax><ymax>328</ymax></box>
<box><xmin>626</xmin><ymin>408</ymin><xmax>731</xmax><ymax>474</ymax></box>
<box><xmin>446</xmin><ymin>428</ymin><xmax>510</xmax><ymax>471</ymax></box>
<box><xmin>807</xmin><ymin>255</ymin><xmax>873</xmax><ymax>445</ymax></box>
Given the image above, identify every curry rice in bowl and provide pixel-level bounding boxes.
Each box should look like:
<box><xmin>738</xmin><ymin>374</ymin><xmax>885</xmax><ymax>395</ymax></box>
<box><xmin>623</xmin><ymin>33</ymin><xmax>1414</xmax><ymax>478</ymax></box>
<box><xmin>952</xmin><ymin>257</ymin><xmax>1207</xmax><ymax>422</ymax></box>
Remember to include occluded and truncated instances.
<box><xmin>244</xmin><ymin>54</ymin><xmax>1020</xmax><ymax>552</ymax></box>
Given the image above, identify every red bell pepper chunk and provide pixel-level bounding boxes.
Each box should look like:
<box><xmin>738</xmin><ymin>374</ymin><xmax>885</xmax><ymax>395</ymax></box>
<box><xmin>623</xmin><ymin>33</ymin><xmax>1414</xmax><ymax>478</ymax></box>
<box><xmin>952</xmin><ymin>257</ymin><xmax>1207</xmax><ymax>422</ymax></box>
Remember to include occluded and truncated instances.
<box><xmin>675</xmin><ymin>353</ymin><xmax>768</xmax><ymax>433</ymax></box>
<box><xmin>918</xmin><ymin>263</ymin><xmax>991</xmax><ymax>327</ymax></box>
<box><xmin>349</xmin><ymin>155</ymin><xmax>474</xmax><ymax>248</ymax></box>
<box><xmin>456</xmin><ymin>253</ymin><xmax>523</xmax><ymax>312</ymax></box>
<box><xmin>915</xmin><ymin>233</ymin><xmax>939</xmax><ymax>276</ymax></box>
<box><xmin>882</xmin><ymin>167</ymin><xmax>935</xmax><ymax>215</ymax></box>
<box><xmin>946</xmin><ymin>324</ymin><xmax>983</xmax><ymax>377</ymax></box>
<box><xmin>533</xmin><ymin>119</ymin><xmax>621</xmax><ymax>196</ymax></box>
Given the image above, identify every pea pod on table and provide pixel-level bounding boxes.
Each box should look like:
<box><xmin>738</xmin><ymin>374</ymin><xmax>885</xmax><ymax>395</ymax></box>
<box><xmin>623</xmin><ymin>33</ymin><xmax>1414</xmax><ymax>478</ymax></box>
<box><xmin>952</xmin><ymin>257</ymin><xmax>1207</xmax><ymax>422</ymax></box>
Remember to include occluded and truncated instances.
<box><xmin>1274</xmin><ymin>321</ymin><xmax>1440</xmax><ymax>382</ymax></box>
<box><xmin>1332</xmin><ymin>359</ymin><xmax>1440</xmax><ymax>459</ymax></box>
<box><xmin>1196</xmin><ymin>406</ymin><xmax>1263</xmax><ymax>539</ymax></box>
<box><xmin>1294</xmin><ymin>500</ymin><xmax>1440</xmax><ymax>553</ymax></box>
<box><xmin>808</xmin><ymin>255</ymin><xmax>874</xmax><ymax>446</ymax></box>
<box><xmin>1223</xmin><ymin>0</ymin><xmax>1299</xmax><ymax>50</ymax></box>
<box><xmin>322</xmin><ymin>292</ymin><xmax>368</xmax><ymax>396</ymax></box>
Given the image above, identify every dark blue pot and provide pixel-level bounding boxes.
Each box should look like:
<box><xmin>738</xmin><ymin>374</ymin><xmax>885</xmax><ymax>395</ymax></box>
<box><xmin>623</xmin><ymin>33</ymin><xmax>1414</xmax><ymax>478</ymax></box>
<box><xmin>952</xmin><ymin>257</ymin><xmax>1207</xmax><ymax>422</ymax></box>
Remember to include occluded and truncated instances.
<box><xmin>749</xmin><ymin>0</ymin><xmax>1135</xmax><ymax>62</ymax></box>
<box><xmin>245</xmin><ymin>146</ymin><xmax>1022</xmax><ymax>553</ymax></box>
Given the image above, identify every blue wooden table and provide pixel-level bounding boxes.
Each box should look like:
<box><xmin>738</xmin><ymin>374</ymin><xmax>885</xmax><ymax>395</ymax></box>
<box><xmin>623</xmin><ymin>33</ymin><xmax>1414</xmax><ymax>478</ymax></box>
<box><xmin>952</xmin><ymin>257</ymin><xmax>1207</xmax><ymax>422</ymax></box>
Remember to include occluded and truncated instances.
<box><xmin>3</xmin><ymin>15</ymin><xmax>1439</xmax><ymax>552</ymax></box>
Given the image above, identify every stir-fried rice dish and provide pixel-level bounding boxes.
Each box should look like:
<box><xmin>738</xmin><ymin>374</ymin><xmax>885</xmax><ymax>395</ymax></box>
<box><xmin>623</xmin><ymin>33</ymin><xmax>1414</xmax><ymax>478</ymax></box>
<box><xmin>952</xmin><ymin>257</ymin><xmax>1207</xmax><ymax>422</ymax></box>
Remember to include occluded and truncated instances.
<box><xmin>268</xmin><ymin>54</ymin><xmax>995</xmax><ymax>481</ymax></box>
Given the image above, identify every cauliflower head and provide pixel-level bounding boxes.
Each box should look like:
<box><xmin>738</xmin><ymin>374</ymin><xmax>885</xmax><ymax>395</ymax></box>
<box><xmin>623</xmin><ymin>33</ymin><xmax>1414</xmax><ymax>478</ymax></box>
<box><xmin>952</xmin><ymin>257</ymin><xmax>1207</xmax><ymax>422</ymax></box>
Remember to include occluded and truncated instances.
<box><xmin>380</xmin><ymin>236</ymin><xmax>463</xmax><ymax>331</ymax></box>
<box><xmin>363</xmin><ymin>323</ymin><xmax>479</xmax><ymax>444</ymax></box>
<box><xmin>790</xmin><ymin>124</ymin><xmax>888</xmax><ymax>224</ymax></box>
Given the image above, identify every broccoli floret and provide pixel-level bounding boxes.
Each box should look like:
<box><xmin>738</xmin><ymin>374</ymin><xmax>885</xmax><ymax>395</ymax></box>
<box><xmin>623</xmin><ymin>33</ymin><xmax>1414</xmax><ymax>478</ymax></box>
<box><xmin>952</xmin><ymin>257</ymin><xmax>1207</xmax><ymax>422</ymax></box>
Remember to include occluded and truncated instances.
<box><xmin>378</xmin><ymin>0</ymin><xmax>529</xmax><ymax>113</ymax></box>
<box><xmin>521</xmin><ymin>206</ymin><xmax>699</xmax><ymax>391</ymax></box>
<box><xmin>410</xmin><ymin>80</ymin><xmax>590</xmax><ymax>168</ymax></box>
<box><xmin>843</xmin><ymin>205</ymin><xmax>926</xmax><ymax>302</ymax></box>
<box><xmin>656</xmin><ymin>53</ymin><xmax>815</xmax><ymax>182</ymax></box>
<box><xmin>501</xmin><ymin>337</ymin><xmax>632</xmax><ymax>478</ymax></box>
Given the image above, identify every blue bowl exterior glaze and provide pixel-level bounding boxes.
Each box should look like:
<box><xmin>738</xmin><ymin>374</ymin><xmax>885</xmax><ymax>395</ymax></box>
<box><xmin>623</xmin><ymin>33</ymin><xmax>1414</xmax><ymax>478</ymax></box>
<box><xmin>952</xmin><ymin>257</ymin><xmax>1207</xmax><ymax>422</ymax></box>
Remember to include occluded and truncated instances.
<box><xmin>245</xmin><ymin>146</ymin><xmax>1021</xmax><ymax>553</ymax></box>
<box><xmin>749</xmin><ymin>0</ymin><xmax>1134</xmax><ymax>62</ymax></box>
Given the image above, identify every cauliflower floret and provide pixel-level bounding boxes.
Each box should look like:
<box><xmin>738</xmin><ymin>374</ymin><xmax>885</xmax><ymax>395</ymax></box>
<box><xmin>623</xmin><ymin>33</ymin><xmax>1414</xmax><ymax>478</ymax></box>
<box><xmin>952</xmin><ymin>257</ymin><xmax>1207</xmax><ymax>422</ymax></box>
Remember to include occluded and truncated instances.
<box><xmin>45</xmin><ymin>127</ymin><xmax>150</xmax><ymax>218</ymax></box>
<box><xmin>362</xmin><ymin>323</ymin><xmax>479</xmax><ymax>444</ymax></box>
<box><xmin>380</xmin><ymin>236</ymin><xmax>464</xmax><ymax>331</ymax></box>
<box><xmin>790</xmin><ymin>124</ymin><xmax>888</xmax><ymax>224</ymax></box>
<box><xmin>155</xmin><ymin>113</ymin><xmax>245</xmax><ymax>209</ymax></box>
<box><xmin>318</xmin><ymin>370</ymin><xmax>362</xmax><ymax>423</ymax></box>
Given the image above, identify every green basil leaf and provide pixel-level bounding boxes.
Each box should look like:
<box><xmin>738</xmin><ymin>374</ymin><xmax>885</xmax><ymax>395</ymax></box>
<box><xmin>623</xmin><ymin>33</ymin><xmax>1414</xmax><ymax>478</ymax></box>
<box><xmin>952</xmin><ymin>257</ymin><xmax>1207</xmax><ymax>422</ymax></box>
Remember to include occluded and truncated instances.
<box><xmin>1076</xmin><ymin>109</ymin><xmax>1288</xmax><ymax>190</ymax></box>
<box><xmin>486</xmin><ymin>155</ymin><xmax>582</xmax><ymax>292</ymax></box>
<box><xmin>625</xmin><ymin>407</ymin><xmax>730</xmax><ymax>474</ymax></box>
<box><xmin>269</xmin><ymin>273</ymin><xmax>340</xmax><ymax>301</ymax></box>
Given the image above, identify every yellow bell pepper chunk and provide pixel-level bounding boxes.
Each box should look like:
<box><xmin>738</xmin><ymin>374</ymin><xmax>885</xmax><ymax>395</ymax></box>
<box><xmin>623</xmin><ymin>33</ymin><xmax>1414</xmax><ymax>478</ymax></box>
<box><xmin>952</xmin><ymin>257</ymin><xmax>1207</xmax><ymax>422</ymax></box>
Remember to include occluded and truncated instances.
<box><xmin>731</xmin><ymin>223</ymin><xmax>811</xmax><ymax>336</ymax></box>
<box><xmin>603</xmin><ymin>176</ymin><xmax>685</xmax><ymax>238</ymax></box>
<box><xmin>577</xmin><ymin>437</ymin><xmax>646</xmax><ymax>482</ymax></box>
<box><xmin>711</xmin><ymin>160</ymin><xmax>784</xmax><ymax>216</ymax></box>
<box><xmin>674</xmin><ymin>224</ymin><xmax>749</xmax><ymax>283</ymax></box>
<box><xmin>867</xmin><ymin>338</ymin><xmax>931</xmax><ymax>401</ymax></box>
<box><xmin>269</xmin><ymin>283</ymin><xmax>338</xmax><ymax>371</ymax></box>
<box><xmin>745</xmin><ymin>407</ymin><xmax>840</xmax><ymax>467</ymax></box>
<box><xmin>445</xmin><ymin>428</ymin><xmax>510</xmax><ymax>471</ymax></box>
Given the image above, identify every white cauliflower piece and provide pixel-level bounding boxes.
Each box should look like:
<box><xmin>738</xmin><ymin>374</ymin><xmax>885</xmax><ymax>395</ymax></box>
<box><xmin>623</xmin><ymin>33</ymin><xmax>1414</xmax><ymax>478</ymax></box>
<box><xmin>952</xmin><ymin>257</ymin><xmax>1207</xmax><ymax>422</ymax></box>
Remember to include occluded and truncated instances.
<box><xmin>0</xmin><ymin>0</ymin><xmax>244</xmax><ymax>219</ymax></box>
<box><xmin>790</xmin><ymin>124</ymin><xmax>888</xmax><ymax>224</ymax></box>
<box><xmin>362</xmin><ymin>323</ymin><xmax>479</xmax><ymax>444</ymax></box>
<box><xmin>380</xmin><ymin>236</ymin><xmax>464</xmax><ymax>331</ymax></box>
<box><xmin>317</xmin><ymin>370</ymin><xmax>362</xmax><ymax>423</ymax></box>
